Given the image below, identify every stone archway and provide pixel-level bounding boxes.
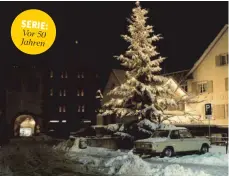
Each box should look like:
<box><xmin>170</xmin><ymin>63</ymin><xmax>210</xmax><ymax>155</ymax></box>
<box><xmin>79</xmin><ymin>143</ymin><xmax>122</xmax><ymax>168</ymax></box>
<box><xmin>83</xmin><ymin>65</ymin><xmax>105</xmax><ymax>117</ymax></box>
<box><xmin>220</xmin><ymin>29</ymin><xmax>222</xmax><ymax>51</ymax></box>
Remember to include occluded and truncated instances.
<box><xmin>14</xmin><ymin>115</ymin><xmax>37</xmax><ymax>137</ymax></box>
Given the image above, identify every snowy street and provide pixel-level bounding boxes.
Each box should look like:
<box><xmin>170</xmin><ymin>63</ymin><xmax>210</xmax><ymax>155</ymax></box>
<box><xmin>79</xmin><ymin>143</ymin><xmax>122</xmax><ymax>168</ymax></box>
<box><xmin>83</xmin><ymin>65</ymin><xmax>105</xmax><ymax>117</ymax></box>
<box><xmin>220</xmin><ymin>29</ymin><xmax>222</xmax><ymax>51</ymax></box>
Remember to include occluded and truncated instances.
<box><xmin>0</xmin><ymin>136</ymin><xmax>228</xmax><ymax>176</ymax></box>
<box><xmin>64</xmin><ymin>143</ymin><xmax>228</xmax><ymax>176</ymax></box>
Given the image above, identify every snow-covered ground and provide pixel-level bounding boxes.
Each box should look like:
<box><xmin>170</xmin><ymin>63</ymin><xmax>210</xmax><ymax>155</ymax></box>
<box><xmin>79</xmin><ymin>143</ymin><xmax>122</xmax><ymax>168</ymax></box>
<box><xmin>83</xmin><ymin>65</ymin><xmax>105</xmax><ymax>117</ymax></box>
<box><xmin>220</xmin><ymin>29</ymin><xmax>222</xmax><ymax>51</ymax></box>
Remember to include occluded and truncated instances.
<box><xmin>149</xmin><ymin>145</ymin><xmax>228</xmax><ymax>167</ymax></box>
<box><xmin>0</xmin><ymin>136</ymin><xmax>82</xmax><ymax>176</ymax></box>
<box><xmin>0</xmin><ymin>136</ymin><xmax>228</xmax><ymax>176</ymax></box>
<box><xmin>55</xmin><ymin>138</ymin><xmax>228</xmax><ymax>176</ymax></box>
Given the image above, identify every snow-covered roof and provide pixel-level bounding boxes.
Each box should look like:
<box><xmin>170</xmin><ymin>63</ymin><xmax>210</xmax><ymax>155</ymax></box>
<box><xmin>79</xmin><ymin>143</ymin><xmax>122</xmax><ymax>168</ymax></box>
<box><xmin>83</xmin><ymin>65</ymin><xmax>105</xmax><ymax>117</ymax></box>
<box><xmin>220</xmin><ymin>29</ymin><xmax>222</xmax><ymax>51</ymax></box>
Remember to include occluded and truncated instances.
<box><xmin>111</xmin><ymin>69</ymin><xmax>188</xmax><ymax>97</ymax></box>
<box><xmin>164</xmin><ymin>78</ymin><xmax>188</xmax><ymax>97</ymax></box>
<box><xmin>186</xmin><ymin>24</ymin><xmax>228</xmax><ymax>77</ymax></box>
<box><xmin>112</xmin><ymin>69</ymin><xmax>126</xmax><ymax>84</ymax></box>
<box><xmin>163</xmin><ymin>69</ymin><xmax>190</xmax><ymax>84</ymax></box>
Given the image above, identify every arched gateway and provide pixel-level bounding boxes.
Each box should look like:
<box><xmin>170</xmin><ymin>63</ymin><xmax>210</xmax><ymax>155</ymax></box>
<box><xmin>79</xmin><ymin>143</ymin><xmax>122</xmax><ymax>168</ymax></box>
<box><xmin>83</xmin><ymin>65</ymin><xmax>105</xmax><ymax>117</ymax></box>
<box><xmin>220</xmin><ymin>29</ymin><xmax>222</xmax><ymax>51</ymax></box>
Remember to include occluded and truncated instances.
<box><xmin>14</xmin><ymin>115</ymin><xmax>40</xmax><ymax>137</ymax></box>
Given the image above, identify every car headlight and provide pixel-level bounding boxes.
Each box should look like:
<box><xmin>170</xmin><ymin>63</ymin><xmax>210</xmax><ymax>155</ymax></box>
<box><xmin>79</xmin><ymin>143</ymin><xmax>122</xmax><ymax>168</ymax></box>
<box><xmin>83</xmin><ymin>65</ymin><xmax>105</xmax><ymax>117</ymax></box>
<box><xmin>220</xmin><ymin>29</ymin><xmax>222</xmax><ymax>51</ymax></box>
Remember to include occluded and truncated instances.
<box><xmin>145</xmin><ymin>144</ymin><xmax>152</xmax><ymax>148</ymax></box>
<box><xmin>152</xmin><ymin>144</ymin><xmax>157</xmax><ymax>150</ymax></box>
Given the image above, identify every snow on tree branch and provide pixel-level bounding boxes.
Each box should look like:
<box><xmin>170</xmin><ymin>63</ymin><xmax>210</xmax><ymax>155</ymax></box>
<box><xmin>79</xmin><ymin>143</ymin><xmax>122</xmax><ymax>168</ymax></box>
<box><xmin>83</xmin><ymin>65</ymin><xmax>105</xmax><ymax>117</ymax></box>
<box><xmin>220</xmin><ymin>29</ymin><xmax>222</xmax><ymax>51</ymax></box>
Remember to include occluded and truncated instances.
<box><xmin>101</xmin><ymin>2</ymin><xmax>181</xmax><ymax>125</ymax></box>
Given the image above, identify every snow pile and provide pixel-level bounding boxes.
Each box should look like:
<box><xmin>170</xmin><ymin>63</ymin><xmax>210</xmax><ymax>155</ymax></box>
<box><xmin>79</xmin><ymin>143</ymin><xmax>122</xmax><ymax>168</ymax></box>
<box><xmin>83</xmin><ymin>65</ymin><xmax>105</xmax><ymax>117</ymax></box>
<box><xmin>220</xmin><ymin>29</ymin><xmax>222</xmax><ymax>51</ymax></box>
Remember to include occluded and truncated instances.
<box><xmin>72</xmin><ymin>149</ymin><xmax>210</xmax><ymax>176</ymax></box>
<box><xmin>114</xmin><ymin>132</ymin><xmax>134</xmax><ymax>140</ymax></box>
<box><xmin>119</xmin><ymin>124</ymin><xmax>125</xmax><ymax>132</ymax></box>
<box><xmin>54</xmin><ymin>137</ymin><xmax>81</xmax><ymax>152</ymax></box>
<box><xmin>138</xmin><ymin>127</ymin><xmax>153</xmax><ymax>135</ymax></box>
<box><xmin>105</xmin><ymin>154</ymin><xmax>210</xmax><ymax>176</ymax></box>
<box><xmin>106</xmin><ymin>124</ymin><xmax>120</xmax><ymax>132</ymax></box>
<box><xmin>137</xmin><ymin>119</ymin><xmax>158</xmax><ymax>131</ymax></box>
<box><xmin>153</xmin><ymin>146</ymin><xmax>228</xmax><ymax>167</ymax></box>
<box><xmin>105</xmin><ymin>150</ymin><xmax>157</xmax><ymax>175</ymax></box>
<box><xmin>158</xmin><ymin>164</ymin><xmax>210</xmax><ymax>176</ymax></box>
<box><xmin>165</xmin><ymin>153</ymin><xmax>228</xmax><ymax>167</ymax></box>
<box><xmin>0</xmin><ymin>143</ymin><xmax>77</xmax><ymax>176</ymax></box>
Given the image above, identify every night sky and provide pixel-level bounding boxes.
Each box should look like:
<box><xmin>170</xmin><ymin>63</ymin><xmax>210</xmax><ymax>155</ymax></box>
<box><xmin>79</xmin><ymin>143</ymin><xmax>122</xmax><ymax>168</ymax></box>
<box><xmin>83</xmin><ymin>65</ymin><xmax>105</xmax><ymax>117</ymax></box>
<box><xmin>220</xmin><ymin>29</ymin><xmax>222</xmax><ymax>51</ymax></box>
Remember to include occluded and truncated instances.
<box><xmin>0</xmin><ymin>1</ymin><xmax>228</xmax><ymax>75</ymax></box>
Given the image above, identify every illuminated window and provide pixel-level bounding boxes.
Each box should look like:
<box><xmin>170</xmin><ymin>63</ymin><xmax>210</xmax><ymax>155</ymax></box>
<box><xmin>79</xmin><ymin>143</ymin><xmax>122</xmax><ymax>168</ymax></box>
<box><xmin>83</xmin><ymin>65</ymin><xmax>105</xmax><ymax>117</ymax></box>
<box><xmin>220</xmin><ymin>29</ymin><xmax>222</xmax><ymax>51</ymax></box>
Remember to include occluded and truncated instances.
<box><xmin>49</xmin><ymin>120</ymin><xmax>59</xmax><ymax>123</ymax></box>
<box><xmin>63</xmin><ymin>89</ymin><xmax>66</xmax><ymax>96</ymax></box>
<box><xmin>62</xmin><ymin>120</ymin><xmax>67</xmax><ymax>123</ymax></box>
<box><xmin>59</xmin><ymin>106</ymin><xmax>62</xmax><ymax>112</ymax></box>
<box><xmin>197</xmin><ymin>82</ymin><xmax>207</xmax><ymax>94</ymax></box>
<box><xmin>63</xmin><ymin>105</ymin><xmax>66</xmax><ymax>112</ymax></box>
<box><xmin>77</xmin><ymin>89</ymin><xmax>84</xmax><ymax>96</ymax></box>
<box><xmin>61</xmin><ymin>72</ymin><xmax>64</xmax><ymax>79</ymax></box>
<box><xmin>81</xmin><ymin>72</ymin><xmax>84</xmax><ymax>78</ymax></box>
<box><xmin>50</xmin><ymin>71</ymin><xmax>53</xmax><ymax>78</ymax></box>
<box><xmin>77</xmin><ymin>89</ymin><xmax>80</xmax><ymax>96</ymax></box>
<box><xmin>77</xmin><ymin>72</ymin><xmax>81</xmax><ymax>78</ymax></box>
<box><xmin>77</xmin><ymin>105</ymin><xmax>85</xmax><ymax>112</ymax></box>
<box><xmin>65</xmin><ymin>72</ymin><xmax>68</xmax><ymax>78</ymax></box>
<box><xmin>50</xmin><ymin>88</ymin><xmax>53</xmax><ymax>96</ymax></box>
<box><xmin>81</xmin><ymin>89</ymin><xmax>84</xmax><ymax>96</ymax></box>
<box><xmin>59</xmin><ymin>90</ymin><xmax>62</xmax><ymax>96</ymax></box>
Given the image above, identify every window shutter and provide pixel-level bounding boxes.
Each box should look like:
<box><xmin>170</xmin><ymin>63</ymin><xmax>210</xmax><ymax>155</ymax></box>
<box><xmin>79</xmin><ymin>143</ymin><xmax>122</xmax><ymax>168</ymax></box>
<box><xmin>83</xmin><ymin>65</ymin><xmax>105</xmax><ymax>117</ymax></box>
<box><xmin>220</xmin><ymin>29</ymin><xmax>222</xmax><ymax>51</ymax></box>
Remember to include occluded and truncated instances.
<box><xmin>215</xmin><ymin>55</ymin><xmax>220</xmax><ymax>66</ymax></box>
<box><xmin>226</xmin><ymin>54</ymin><xmax>228</xmax><ymax>64</ymax></box>
<box><xmin>225</xmin><ymin>104</ymin><xmax>228</xmax><ymax>119</ymax></box>
<box><xmin>207</xmin><ymin>81</ymin><xmax>213</xmax><ymax>93</ymax></box>
<box><xmin>215</xmin><ymin>104</ymin><xmax>225</xmax><ymax>119</ymax></box>
<box><xmin>191</xmin><ymin>82</ymin><xmax>197</xmax><ymax>95</ymax></box>
<box><xmin>212</xmin><ymin>104</ymin><xmax>215</xmax><ymax>119</ymax></box>
<box><xmin>220</xmin><ymin>105</ymin><xmax>225</xmax><ymax>119</ymax></box>
<box><xmin>214</xmin><ymin>105</ymin><xmax>219</xmax><ymax>119</ymax></box>
<box><xmin>225</xmin><ymin>78</ymin><xmax>228</xmax><ymax>91</ymax></box>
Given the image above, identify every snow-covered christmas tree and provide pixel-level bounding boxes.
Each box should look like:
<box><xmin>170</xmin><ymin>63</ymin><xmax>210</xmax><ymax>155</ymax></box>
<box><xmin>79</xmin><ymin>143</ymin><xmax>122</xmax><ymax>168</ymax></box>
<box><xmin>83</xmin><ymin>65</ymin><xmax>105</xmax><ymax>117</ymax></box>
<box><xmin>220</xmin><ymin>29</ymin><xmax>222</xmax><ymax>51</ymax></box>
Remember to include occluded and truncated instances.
<box><xmin>102</xmin><ymin>2</ymin><xmax>177</xmax><ymax>125</ymax></box>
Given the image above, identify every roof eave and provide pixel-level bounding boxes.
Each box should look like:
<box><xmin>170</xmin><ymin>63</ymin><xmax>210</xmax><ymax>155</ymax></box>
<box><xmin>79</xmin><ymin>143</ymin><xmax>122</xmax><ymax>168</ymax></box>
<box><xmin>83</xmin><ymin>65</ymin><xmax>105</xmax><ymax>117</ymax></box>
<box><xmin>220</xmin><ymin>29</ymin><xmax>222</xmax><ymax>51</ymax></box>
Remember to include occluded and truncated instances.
<box><xmin>186</xmin><ymin>24</ymin><xmax>228</xmax><ymax>77</ymax></box>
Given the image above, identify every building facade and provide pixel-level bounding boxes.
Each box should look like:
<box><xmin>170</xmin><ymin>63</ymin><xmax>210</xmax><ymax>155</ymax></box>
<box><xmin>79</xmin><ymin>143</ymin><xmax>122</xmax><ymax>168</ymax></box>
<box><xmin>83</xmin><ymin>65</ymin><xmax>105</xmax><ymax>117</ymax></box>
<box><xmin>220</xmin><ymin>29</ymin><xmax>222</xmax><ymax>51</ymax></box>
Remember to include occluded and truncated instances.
<box><xmin>5</xmin><ymin>63</ymin><xmax>44</xmax><ymax>137</ymax></box>
<box><xmin>101</xmin><ymin>25</ymin><xmax>228</xmax><ymax>136</ymax></box>
<box><xmin>44</xmin><ymin>66</ymin><xmax>101</xmax><ymax>137</ymax></box>
<box><xmin>185</xmin><ymin>25</ymin><xmax>228</xmax><ymax>129</ymax></box>
<box><xmin>3</xmin><ymin>62</ymin><xmax>102</xmax><ymax>138</ymax></box>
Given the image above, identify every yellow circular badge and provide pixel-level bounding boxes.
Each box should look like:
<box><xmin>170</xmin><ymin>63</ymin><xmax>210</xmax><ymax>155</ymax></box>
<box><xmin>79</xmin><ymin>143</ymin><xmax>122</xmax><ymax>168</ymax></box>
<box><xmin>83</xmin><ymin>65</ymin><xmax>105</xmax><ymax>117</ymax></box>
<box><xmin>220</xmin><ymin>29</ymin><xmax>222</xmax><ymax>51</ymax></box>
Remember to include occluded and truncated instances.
<box><xmin>11</xmin><ymin>9</ymin><xmax>56</xmax><ymax>55</ymax></box>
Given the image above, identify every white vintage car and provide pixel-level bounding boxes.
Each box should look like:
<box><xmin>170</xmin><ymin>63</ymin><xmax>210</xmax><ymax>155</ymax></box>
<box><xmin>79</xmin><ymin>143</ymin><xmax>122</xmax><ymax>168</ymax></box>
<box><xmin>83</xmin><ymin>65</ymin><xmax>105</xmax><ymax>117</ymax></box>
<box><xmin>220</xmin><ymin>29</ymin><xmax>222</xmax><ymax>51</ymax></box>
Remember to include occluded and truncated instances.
<box><xmin>133</xmin><ymin>127</ymin><xmax>211</xmax><ymax>157</ymax></box>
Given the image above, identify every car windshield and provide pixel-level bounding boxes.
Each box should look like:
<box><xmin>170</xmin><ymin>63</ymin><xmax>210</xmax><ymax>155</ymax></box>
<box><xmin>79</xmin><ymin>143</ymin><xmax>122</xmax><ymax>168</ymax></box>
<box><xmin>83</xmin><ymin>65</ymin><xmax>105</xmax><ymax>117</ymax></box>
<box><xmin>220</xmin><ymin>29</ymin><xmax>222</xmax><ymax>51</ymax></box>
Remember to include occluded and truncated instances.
<box><xmin>151</xmin><ymin>130</ymin><xmax>169</xmax><ymax>138</ymax></box>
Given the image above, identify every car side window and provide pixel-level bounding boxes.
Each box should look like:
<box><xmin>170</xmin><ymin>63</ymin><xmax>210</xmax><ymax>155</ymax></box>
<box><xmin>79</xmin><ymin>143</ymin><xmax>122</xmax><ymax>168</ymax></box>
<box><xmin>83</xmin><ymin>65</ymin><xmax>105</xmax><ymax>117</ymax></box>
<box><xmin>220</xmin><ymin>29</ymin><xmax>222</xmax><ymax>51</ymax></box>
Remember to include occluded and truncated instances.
<box><xmin>179</xmin><ymin>130</ymin><xmax>193</xmax><ymax>138</ymax></box>
<box><xmin>170</xmin><ymin>130</ymin><xmax>180</xmax><ymax>139</ymax></box>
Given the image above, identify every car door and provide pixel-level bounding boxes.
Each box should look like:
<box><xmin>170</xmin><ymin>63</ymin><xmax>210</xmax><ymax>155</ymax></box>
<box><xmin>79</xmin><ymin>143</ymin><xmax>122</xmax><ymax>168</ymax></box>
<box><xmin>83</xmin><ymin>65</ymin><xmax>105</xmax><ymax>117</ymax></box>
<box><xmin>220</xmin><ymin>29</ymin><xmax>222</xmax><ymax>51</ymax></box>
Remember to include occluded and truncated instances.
<box><xmin>169</xmin><ymin>130</ymin><xmax>183</xmax><ymax>152</ymax></box>
<box><xmin>179</xmin><ymin>129</ymin><xmax>196</xmax><ymax>151</ymax></box>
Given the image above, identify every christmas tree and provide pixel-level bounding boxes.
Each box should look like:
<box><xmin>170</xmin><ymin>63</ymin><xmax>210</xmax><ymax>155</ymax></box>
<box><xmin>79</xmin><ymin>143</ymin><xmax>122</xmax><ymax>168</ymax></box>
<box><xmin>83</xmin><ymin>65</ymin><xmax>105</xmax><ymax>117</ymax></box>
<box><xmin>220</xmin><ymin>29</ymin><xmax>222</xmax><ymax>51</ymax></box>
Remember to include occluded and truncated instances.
<box><xmin>102</xmin><ymin>2</ymin><xmax>177</xmax><ymax>125</ymax></box>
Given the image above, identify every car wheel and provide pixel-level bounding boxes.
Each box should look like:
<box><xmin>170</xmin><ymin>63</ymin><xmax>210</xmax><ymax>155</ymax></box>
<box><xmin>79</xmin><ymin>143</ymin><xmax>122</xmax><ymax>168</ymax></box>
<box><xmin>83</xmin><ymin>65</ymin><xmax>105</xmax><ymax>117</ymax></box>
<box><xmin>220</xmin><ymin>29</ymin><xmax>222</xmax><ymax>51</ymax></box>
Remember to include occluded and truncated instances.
<box><xmin>161</xmin><ymin>147</ymin><xmax>174</xmax><ymax>157</ymax></box>
<box><xmin>200</xmin><ymin>144</ymin><xmax>209</xmax><ymax>154</ymax></box>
